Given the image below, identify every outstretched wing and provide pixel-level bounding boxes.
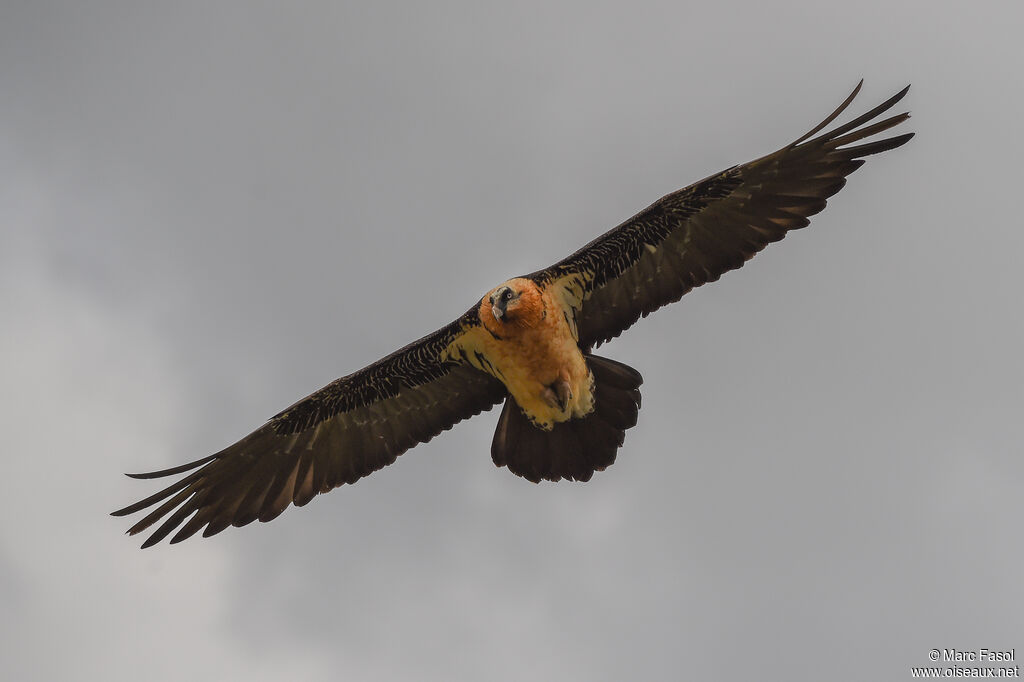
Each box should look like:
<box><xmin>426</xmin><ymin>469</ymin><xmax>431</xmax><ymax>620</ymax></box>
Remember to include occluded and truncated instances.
<box><xmin>532</xmin><ymin>82</ymin><xmax>913</xmax><ymax>349</ymax></box>
<box><xmin>112</xmin><ymin>310</ymin><xmax>505</xmax><ymax>548</ymax></box>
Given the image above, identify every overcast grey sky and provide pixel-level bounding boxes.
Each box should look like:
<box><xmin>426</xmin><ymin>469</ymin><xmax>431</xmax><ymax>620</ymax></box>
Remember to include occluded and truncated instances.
<box><xmin>2</xmin><ymin>2</ymin><xmax>1022</xmax><ymax>681</ymax></box>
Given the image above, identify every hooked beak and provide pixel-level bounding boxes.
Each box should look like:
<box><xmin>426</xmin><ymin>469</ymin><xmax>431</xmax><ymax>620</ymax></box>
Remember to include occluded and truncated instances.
<box><xmin>490</xmin><ymin>286</ymin><xmax>512</xmax><ymax>322</ymax></box>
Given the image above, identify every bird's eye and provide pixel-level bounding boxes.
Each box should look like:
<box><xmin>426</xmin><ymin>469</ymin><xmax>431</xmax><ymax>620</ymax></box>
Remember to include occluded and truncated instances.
<box><xmin>503</xmin><ymin>290</ymin><xmax>514</xmax><ymax>301</ymax></box>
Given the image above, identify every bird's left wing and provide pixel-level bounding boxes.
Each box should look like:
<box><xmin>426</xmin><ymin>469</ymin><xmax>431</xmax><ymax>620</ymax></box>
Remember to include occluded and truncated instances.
<box><xmin>112</xmin><ymin>310</ymin><xmax>505</xmax><ymax>547</ymax></box>
<box><xmin>530</xmin><ymin>82</ymin><xmax>913</xmax><ymax>350</ymax></box>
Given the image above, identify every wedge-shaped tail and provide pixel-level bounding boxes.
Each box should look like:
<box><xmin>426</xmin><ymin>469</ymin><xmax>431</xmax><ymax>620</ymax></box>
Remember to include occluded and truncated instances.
<box><xmin>491</xmin><ymin>355</ymin><xmax>643</xmax><ymax>482</ymax></box>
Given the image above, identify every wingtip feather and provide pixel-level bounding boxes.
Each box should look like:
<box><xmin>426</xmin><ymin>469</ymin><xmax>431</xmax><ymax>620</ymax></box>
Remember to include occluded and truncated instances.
<box><xmin>790</xmin><ymin>79</ymin><xmax>864</xmax><ymax>147</ymax></box>
<box><xmin>124</xmin><ymin>454</ymin><xmax>217</xmax><ymax>479</ymax></box>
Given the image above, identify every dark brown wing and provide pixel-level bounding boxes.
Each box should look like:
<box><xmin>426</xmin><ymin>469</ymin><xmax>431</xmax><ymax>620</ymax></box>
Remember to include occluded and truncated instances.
<box><xmin>112</xmin><ymin>310</ymin><xmax>505</xmax><ymax>548</ymax></box>
<box><xmin>532</xmin><ymin>82</ymin><xmax>913</xmax><ymax>349</ymax></box>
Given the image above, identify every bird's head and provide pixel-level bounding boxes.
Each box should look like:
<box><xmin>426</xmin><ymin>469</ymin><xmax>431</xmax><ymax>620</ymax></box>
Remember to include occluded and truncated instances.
<box><xmin>483</xmin><ymin>278</ymin><xmax>544</xmax><ymax>330</ymax></box>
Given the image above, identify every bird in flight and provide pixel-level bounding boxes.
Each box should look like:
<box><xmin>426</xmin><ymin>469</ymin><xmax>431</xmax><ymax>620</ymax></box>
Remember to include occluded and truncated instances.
<box><xmin>114</xmin><ymin>81</ymin><xmax>912</xmax><ymax>547</ymax></box>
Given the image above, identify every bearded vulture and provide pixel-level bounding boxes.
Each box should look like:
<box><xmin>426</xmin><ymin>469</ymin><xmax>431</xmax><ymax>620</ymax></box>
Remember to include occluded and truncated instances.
<box><xmin>113</xmin><ymin>82</ymin><xmax>913</xmax><ymax>547</ymax></box>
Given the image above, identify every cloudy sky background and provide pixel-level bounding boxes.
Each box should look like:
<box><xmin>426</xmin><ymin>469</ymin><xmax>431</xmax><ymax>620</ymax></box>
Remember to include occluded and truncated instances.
<box><xmin>2</xmin><ymin>2</ymin><xmax>1022</xmax><ymax>680</ymax></box>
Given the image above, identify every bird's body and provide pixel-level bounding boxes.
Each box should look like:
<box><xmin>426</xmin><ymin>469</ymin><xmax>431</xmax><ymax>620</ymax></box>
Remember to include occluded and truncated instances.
<box><xmin>114</xmin><ymin>81</ymin><xmax>914</xmax><ymax>547</ymax></box>
<box><xmin>452</xmin><ymin>278</ymin><xmax>593</xmax><ymax>430</ymax></box>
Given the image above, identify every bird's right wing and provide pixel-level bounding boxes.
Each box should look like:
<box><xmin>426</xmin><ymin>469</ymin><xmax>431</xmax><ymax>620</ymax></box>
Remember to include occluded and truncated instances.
<box><xmin>112</xmin><ymin>309</ymin><xmax>506</xmax><ymax>547</ymax></box>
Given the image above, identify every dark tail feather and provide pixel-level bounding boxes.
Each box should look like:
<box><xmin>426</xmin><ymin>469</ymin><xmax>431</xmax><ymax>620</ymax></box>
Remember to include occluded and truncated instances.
<box><xmin>491</xmin><ymin>355</ymin><xmax>642</xmax><ymax>483</ymax></box>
